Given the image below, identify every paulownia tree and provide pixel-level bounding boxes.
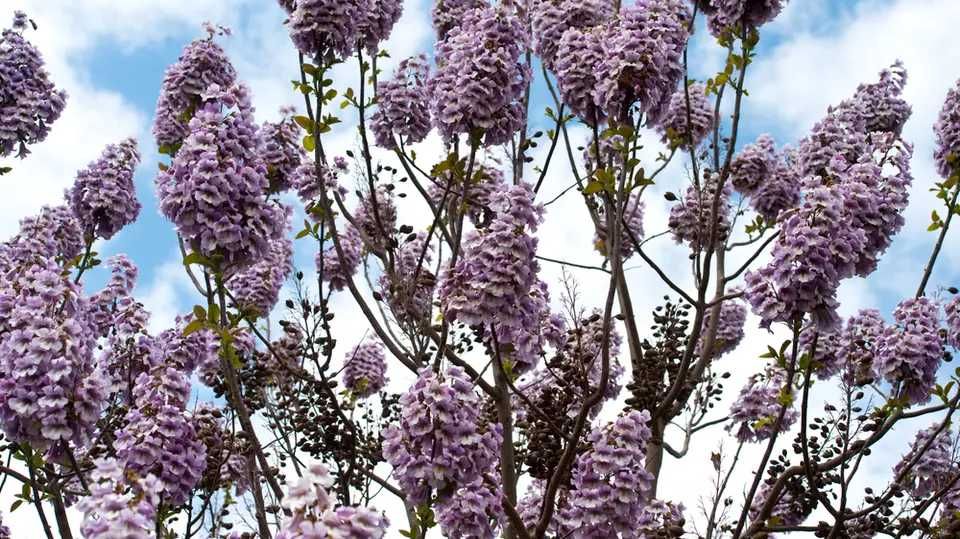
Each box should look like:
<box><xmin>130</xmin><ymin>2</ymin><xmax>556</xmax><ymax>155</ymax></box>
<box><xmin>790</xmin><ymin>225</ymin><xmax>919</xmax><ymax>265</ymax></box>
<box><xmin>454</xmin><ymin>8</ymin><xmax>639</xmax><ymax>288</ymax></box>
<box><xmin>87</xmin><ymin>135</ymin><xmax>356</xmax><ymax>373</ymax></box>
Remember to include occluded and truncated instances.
<box><xmin>1</xmin><ymin>0</ymin><xmax>960</xmax><ymax>538</ymax></box>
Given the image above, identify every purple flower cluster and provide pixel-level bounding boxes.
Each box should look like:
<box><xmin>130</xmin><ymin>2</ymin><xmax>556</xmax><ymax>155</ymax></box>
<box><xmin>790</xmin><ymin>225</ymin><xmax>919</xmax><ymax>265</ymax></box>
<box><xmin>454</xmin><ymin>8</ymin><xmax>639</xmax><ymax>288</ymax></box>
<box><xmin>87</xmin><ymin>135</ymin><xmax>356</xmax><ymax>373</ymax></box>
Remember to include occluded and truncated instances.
<box><xmin>749</xmin><ymin>151</ymin><xmax>801</xmax><ymax>222</ymax></box>
<box><xmin>530</xmin><ymin>0</ymin><xmax>614</xmax><ymax>71</ymax></box>
<box><xmin>435</xmin><ymin>479</ymin><xmax>505</xmax><ymax>539</ymax></box>
<box><xmin>946</xmin><ymin>296</ymin><xmax>960</xmax><ymax>350</ymax></box>
<box><xmin>0</xmin><ymin>259</ymin><xmax>105</xmax><ymax>449</ymax></box>
<box><xmin>0</xmin><ymin>511</ymin><xmax>7</xmax><ymax>539</ymax></box>
<box><xmin>728</xmin><ymin>365</ymin><xmax>797</xmax><ymax>442</ymax></box>
<box><xmin>798</xmin><ymin>327</ymin><xmax>844</xmax><ymax>381</ymax></box>
<box><xmin>429</xmin><ymin>6</ymin><xmax>529</xmax><ymax>146</ymax></box>
<box><xmin>566</xmin><ymin>410</ymin><xmax>656</xmax><ymax>536</ymax></box>
<box><xmin>668</xmin><ymin>172</ymin><xmax>733</xmax><ymax>251</ymax></box>
<box><xmin>429</xmin><ymin>165</ymin><xmax>506</xmax><ymax>227</ymax></box>
<box><xmin>593</xmin><ymin>0</ymin><xmax>691</xmax><ymax>123</ymax></box>
<box><xmin>354</xmin><ymin>184</ymin><xmax>397</xmax><ymax>256</ymax></box>
<box><xmin>697</xmin><ymin>298</ymin><xmax>747</xmax><ymax>358</ymax></box>
<box><xmin>156</xmin><ymin>83</ymin><xmax>286</xmax><ymax>270</ymax></box>
<box><xmin>841</xmin><ymin>61</ymin><xmax>911</xmax><ymax>135</ymax></box>
<box><xmin>379</xmin><ymin>232</ymin><xmax>435</xmax><ymax>326</ymax></box>
<box><xmin>657</xmin><ymin>82</ymin><xmax>714</xmax><ymax>149</ymax></box>
<box><xmin>370</xmin><ymin>55</ymin><xmax>432</xmax><ymax>150</ymax></box>
<box><xmin>382</xmin><ymin>367</ymin><xmax>501</xmax><ymax>505</ymax></box>
<box><xmin>318</xmin><ymin>224</ymin><xmax>363</xmax><ymax>292</ymax></box>
<box><xmin>285</xmin><ymin>0</ymin><xmax>364</xmax><ymax>59</ymax></box>
<box><xmin>342</xmin><ymin>340</ymin><xmax>388</xmax><ymax>398</ymax></box>
<box><xmin>153</xmin><ymin>28</ymin><xmax>237</xmax><ymax>148</ymax></box>
<box><xmin>431</xmin><ymin>0</ymin><xmax>486</xmax><ymax>40</ymax></box>
<box><xmin>357</xmin><ymin>0</ymin><xmax>404</xmax><ymax>50</ymax></box>
<box><xmin>296</xmin><ymin>161</ymin><xmax>346</xmax><ymax>212</ymax></box>
<box><xmin>78</xmin><ymin>458</ymin><xmax>161</xmax><ymax>539</ymax></box>
<box><xmin>276</xmin><ymin>462</ymin><xmax>388</xmax><ymax>539</ymax></box>
<box><xmin>115</xmin><ymin>362</ymin><xmax>206</xmax><ymax>505</ymax></box>
<box><xmin>2</xmin><ymin>205</ymin><xmax>83</xmax><ymax>265</ymax></box>
<box><xmin>697</xmin><ymin>0</ymin><xmax>787</xmax><ymax>37</ymax></box>
<box><xmin>68</xmin><ymin>138</ymin><xmax>141</xmax><ymax>240</ymax></box>
<box><xmin>874</xmin><ymin>297</ymin><xmax>944</xmax><ymax>404</ymax></box>
<box><xmin>88</xmin><ymin>254</ymin><xmax>140</xmax><ymax>337</ymax></box>
<box><xmin>894</xmin><ymin>424</ymin><xmax>955</xmax><ymax>497</ymax></box>
<box><xmin>744</xmin><ymin>187</ymin><xmax>866</xmax><ymax>330</ymax></box>
<box><xmin>935</xmin><ymin>77</ymin><xmax>960</xmax><ymax>177</ymax></box>
<box><xmin>554</xmin><ymin>27</ymin><xmax>607</xmax><ymax>125</ymax></box>
<box><xmin>838</xmin><ymin>308</ymin><xmax>886</xmax><ymax>385</ymax></box>
<box><xmin>595</xmin><ymin>191</ymin><xmax>645</xmax><ymax>260</ymax></box>
<box><xmin>227</xmin><ymin>232</ymin><xmax>293</xmax><ymax>317</ymax></box>
<box><xmin>261</xmin><ymin>112</ymin><xmax>308</xmax><ymax>193</ymax></box>
<box><xmin>730</xmin><ymin>133</ymin><xmax>777</xmax><ymax>195</ymax></box>
<box><xmin>0</xmin><ymin>11</ymin><xmax>67</xmax><ymax>158</ymax></box>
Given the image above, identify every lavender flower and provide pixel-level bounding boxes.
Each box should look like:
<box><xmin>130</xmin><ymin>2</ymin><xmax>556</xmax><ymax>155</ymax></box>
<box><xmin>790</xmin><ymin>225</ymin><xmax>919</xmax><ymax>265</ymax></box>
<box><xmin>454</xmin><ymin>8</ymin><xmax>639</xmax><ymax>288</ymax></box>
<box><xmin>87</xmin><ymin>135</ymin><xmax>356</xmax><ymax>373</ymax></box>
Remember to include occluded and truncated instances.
<box><xmin>893</xmin><ymin>424</ymin><xmax>955</xmax><ymax>497</ymax></box>
<box><xmin>88</xmin><ymin>254</ymin><xmax>140</xmax><ymax>337</ymax></box>
<box><xmin>435</xmin><ymin>479</ymin><xmax>505</xmax><ymax>539</ymax></box>
<box><xmin>342</xmin><ymin>341</ymin><xmax>388</xmax><ymax>398</ymax></box>
<box><xmin>285</xmin><ymin>0</ymin><xmax>364</xmax><ymax>59</ymax></box>
<box><xmin>429</xmin><ymin>6</ymin><xmax>529</xmax><ymax>146</ymax></box>
<box><xmin>594</xmin><ymin>191</ymin><xmax>645</xmax><ymax>260</ymax></box>
<box><xmin>276</xmin><ymin>462</ymin><xmax>387</xmax><ymax>538</ymax></box>
<box><xmin>838</xmin><ymin>308</ymin><xmax>886</xmax><ymax>386</ymax></box>
<box><xmin>227</xmin><ymin>232</ymin><xmax>293</xmax><ymax>317</ymax></box>
<box><xmin>727</xmin><ymin>365</ymin><xmax>798</xmax><ymax>442</ymax></box>
<box><xmin>0</xmin><ymin>12</ymin><xmax>67</xmax><ymax>158</ymax></box>
<box><xmin>115</xmin><ymin>363</ymin><xmax>206</xmax><ymax>506</ymax></box>
<box><xmin>153</xmin><ymin>28</ymin><xmax>237</xmax><ymax>148</ymax></box>
<box><xmin>530</xmin><ymin>0</ymin><xmax>614</xmax><ymax>71</ymax></box>
<box><xmin>554</xmin><ymin>26</ymin><xmax>606</xmax><ymax>125</ymax></box>
<box><xmin>0</xmin><ymin>511</ymin><xmax>7</xmax><ymax>539</ymax></box>
<box><xmin>657</xmin><ymin>82</ymin><xmax>714</xmax><ymax>149</ymax></box>
<box><xmin>0</xmin><ymin>260</ymin><xmax>105</xmax><ymax>450</ymax></box>
<box><xmin>566</xmin><ymin>410</ymin><xmax>656</xmax><ymax>536</ymax></box>
<box><xmin>730</xmin><ymin>133</ymin><xmax>777</xmax><ymax>195</ymax></box>
<box><xmin>354</xmin><ymin>184</ymin><xmax>397</xmax><ymax>256</ymax></box>
<box><xmin>798</xmin><ymin>326</ymin><xmax>843</xmax><ymax>380</ymax></box>
<box><xmin>78</xmin><ymin>458</ymin><xmax>161</xmax><ymax>539</ymax></box>
<box><xmin>697</xmin><ymin>299</ymin><xmax>747</xmax><ymax>358</ymax></box>
<box><xmin>379</xmin><ymin>232</ymin><xmax>435</xmax><ymax>326</ymax></box>
<box><xmin>261</xmin><ymin>112</ymin><xmax>308</xmax><ymax>193</ymax></box>
<box><xmin>431</xmin><ymin>0</ymin><xmax>486</xmax><ymax>40</ymax></box>
<box><xmin>749</xmin><ymin>153</ymin><xmax>801</xmax><ymax>222</ymax></box>
<box><xmin>68</xmin><ymin>138</ymin><xmax>141</xmax><ymax>240</ymax></box>
<box><xmin>318</xmin><ymin>224</ymin><xmax>363</xmax><ymax>291</ymax></box>
<box><xmin>156</xmin><ymin>83</ymin><xmax>286</xmax><ymax>270</ymax></box>
<box><xmin>935</xmin><ymin>77</ymin><xmax>960</xmax><ymax>177</ymax></box>
<box><xmin>874</xmin><ymin>297</ymin><xmax>944</xmax><ymax>404</ymax></box>
<box><xmin>839</xmin><ymin>61</ymin><xmax>911</xmax><ymax>135</ymax></box>
<box><xmin>370</xmin><ymin>55</ymin><xmax>432</xmax><ymax>149</ymax></box>
<box><xmin>697</xmin><ymin>0</ymin><xmax>787</xmax><ymax>37</ymax></box>
<box><xmin>946</xmin><ymin>296</ymin><xmax>960</xmax><ymax>350</ymax></box>
<box><xmin>1</xmin><ymin>205</ymin><xmax>83</xmax><ymax>265</ymax></box>
<box><xmin>382</xmin><ymin>367</ymin><xmax>501</xmax><ymax>505</ymax></box>
<box><xmin>594</xmin><ymin>0</ymin><xmax>691</xmax><ymax>123</ymax></box>
<box><xmin>358</xmin><ymin>0</ymin><xmax>404</xmax><ymax>51</ymax></box>
<box><xmin>668</xmin><ymin>172</ymin><xmax>733</xmax><ymax>251</ymax></box>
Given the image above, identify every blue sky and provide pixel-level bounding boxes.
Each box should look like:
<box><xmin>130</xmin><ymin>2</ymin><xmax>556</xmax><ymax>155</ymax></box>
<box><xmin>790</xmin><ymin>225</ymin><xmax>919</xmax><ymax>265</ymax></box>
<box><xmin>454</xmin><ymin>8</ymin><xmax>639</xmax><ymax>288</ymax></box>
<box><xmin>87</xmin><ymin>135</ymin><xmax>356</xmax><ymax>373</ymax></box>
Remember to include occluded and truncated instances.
<box><xmin>4</xmin><ymin>0</ymin><xmax>960</xmax><ymax>534</ymax></box>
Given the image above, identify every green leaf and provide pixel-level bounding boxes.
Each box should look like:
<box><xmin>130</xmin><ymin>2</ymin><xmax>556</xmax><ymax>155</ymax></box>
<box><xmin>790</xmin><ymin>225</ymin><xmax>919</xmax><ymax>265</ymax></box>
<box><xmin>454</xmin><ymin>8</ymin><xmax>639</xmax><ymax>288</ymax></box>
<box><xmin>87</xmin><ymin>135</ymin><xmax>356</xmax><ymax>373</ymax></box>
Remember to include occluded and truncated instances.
<box><xmin>583</xmin><ymin>180</ymin><xmax>605</xmax><ymax>195</ymax></box>
<box><xmin>295</xmin><ymin>228</ymin><xmax>312</xmax><ymax>240</ymax></box>
<box><xmin>192</xmin><ymin>305</ymin><xmax>206</xmax><ymax>321</ymax></box>
<box><xmin>303</xmin><ymin>135</ymin><xmax>316</xmax><ymax>152</ymax></box>
<box><xmin>182</xmin><ymin>252</ymin><xmax>210</xmax><ymax>267</ymax></box>
<box><xmin>10</xmin><ymin>500</ymin><xmax>22</xmax><ymax>512</ymax></box>
<box><xmin>293</xmin><ymin>115</ymin><xmax>314</xmax><ymax>131</ymax></box>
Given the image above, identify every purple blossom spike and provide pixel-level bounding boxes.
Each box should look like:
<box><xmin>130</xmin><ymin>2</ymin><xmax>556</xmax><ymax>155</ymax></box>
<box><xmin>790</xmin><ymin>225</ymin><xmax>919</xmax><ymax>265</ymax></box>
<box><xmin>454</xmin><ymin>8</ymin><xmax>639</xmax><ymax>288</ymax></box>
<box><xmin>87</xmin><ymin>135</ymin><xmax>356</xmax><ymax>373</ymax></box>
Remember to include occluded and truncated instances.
<box><xmin>1</xmin><ymin>205</ymin><xmax>83</xmax><ymax>265</ymax></box>
<box><xmin>227</xmin><ymin>231</ymin><xmax>293</xmax><ymax>317</ymax></box>
<box><xmin>839</xmin><ymin>61</ymin><xmax>911</xmax><ymax>135</ymax></box>
<box><xmin>749</xmin><ymin>152</ymin><xmax>801</xmax><ymax>222</ymax></box>
<box><xmin>153</xmin><ymin>28</ymin><xmax>237</xmax><ymax>148</ymax></box>
<box><xmin>697</xmin><ymin>299</ymin><xmax>747</xmax><ymax>358</ymax></box>
<box><xmin>382</xmin><ymin>367</ymin><xmax>501</xmax><ymax>505</ymax></box>
<box><xmin>358</xmin><ymin>0</ymin><xmax>404</xmax><ymax>51</ymax></box>
<box><xmin>115</xmin><ymin>363</ymin><xmax>206</xmax><ymax>505</ymax></box>
<box><xmin>261</xmin><ymin>112</ymin><xmax>308</xmax><ymax>193</ymax></box>
<box><xmin>658</xmin><ymin>82</ymin><xmax>714</xmax><ymax>149</ymax></box>
<box><xmin>295</xmin><ymin>161</ymin><xmax>346</xmax><ymax>213</ymax></box>
<box><xmin>697</xmin><ymin>0</ymin><xmax>787</xmax><ymax>37</ymax></box>
<box><xmin>354</xmin><ymin>185</ymin><xmax>397</xmax><ymax>257</ymax></box>
<box><xmin>0</xmin><ymin>260</ymin><xmax>105</xmax><ymax>450</ymax></box>
<box><xmin>894</xmin><ymin>424</ymin><xmax>955</xmax><ymax>497</ymax></box>
<box><xmin>156</xmin><ymin>83</ymin><xmax>286</xmax><ymax>270</ymax></box>
<box><xmin>342</xmin><ymin>341</ymin><xmax>388</xmax><ymax>398</ymax></box>
<box><xmin>935</xmin><ymin>77</ymin><xmax>960</xmax><ymax>178</ymax></box>
<box><xmin>946</xmin><ymin>296</ymin><xmax>960</xmax><ymax>350</ymax></box>
<box><xmin>874</xmin><ymin>297</ymin><xmax>944</xmax><ymax>405</ymax></box>
<box><xmin>727</xmin><ymin>365</ymin><xmax>797</xmax><ymax>442</ymax></box>
<box><xmin>318</xmin><ymin>224</ymin><xmax>363</xmax><ymax>292</ymax></box>
<box><xmin>78</xmin><ymin>458</ymin><xmax>161</xmax><ymax>539</ymax></box>
<box><xmin>431</xmin><ymin>0</ymin><xmax>486</xmax><ymax>40</ymax></box>
<box><xmin>594</xmin><ymin>0</ymin><xmax>691</xmax><ymax>123</ymax></box>
<box><xmin>371</xmin><ymin>55</ymin><xmax>432</xmax><ymax>149</ymax></box>
<box><xmin>0</xmin><ymin>12</ymin><xmax>67</xmax><ymax>158</ymax></box>
<box><xmin>530</xmin><ymin>0</ymin><xmax>614</xmax><ymax>71</ymax></box>
<box><xmin>429</xmin><ymin>6</ymin><xmax>529</xmax><ymax>146</ymax></box>
<box><xmin>838</xmin><ymin>308</ymin><xmax>886</xmax><ymax>386</ymax></box>
<box><xmin>798</xmin><ymin>326</ymin><xmax>844</xmax><ymax>380</ymax></box>
<box><xmin>435</xmin><ymin>479</ymin><xmax>505</xmax><ymax>539</ymax></box>
<box><xmin>668</xmin><ymin>172</ymin><xmax>733</xmax><ymax>251</ymax></box>
<box><xmin>68</xmin><ymin>138</ymin><xmax>141</xmax><ymax>240</ymax></box>
<box><xmin>285</xmin><ymin>0</ymin><xmax>364</xmax><ymax>59</ymax></box>
<box><xmin>730</xmin><ymin>133</ymin><xmax>776</xmax><ymax>195</ymax></box>
<box><xmin>566</xmin><ymin>410</ymin><xmax>656</xmax><ymax>536</ymax></box>
<box><xmin>554</xmin><ymin>26</ymin><xmax>606</xmax><ymax>125</ymax></box>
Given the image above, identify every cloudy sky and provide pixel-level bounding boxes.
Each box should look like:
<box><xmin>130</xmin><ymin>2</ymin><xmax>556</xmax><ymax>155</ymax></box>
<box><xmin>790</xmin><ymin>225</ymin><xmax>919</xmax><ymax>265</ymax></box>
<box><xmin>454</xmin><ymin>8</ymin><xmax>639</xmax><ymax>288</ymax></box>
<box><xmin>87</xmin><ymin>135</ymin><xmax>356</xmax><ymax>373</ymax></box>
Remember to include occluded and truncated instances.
<box><xmin>3</xmin><ymin>0</ymin><xmax>960</xmax><ymax>536</ymax></box>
